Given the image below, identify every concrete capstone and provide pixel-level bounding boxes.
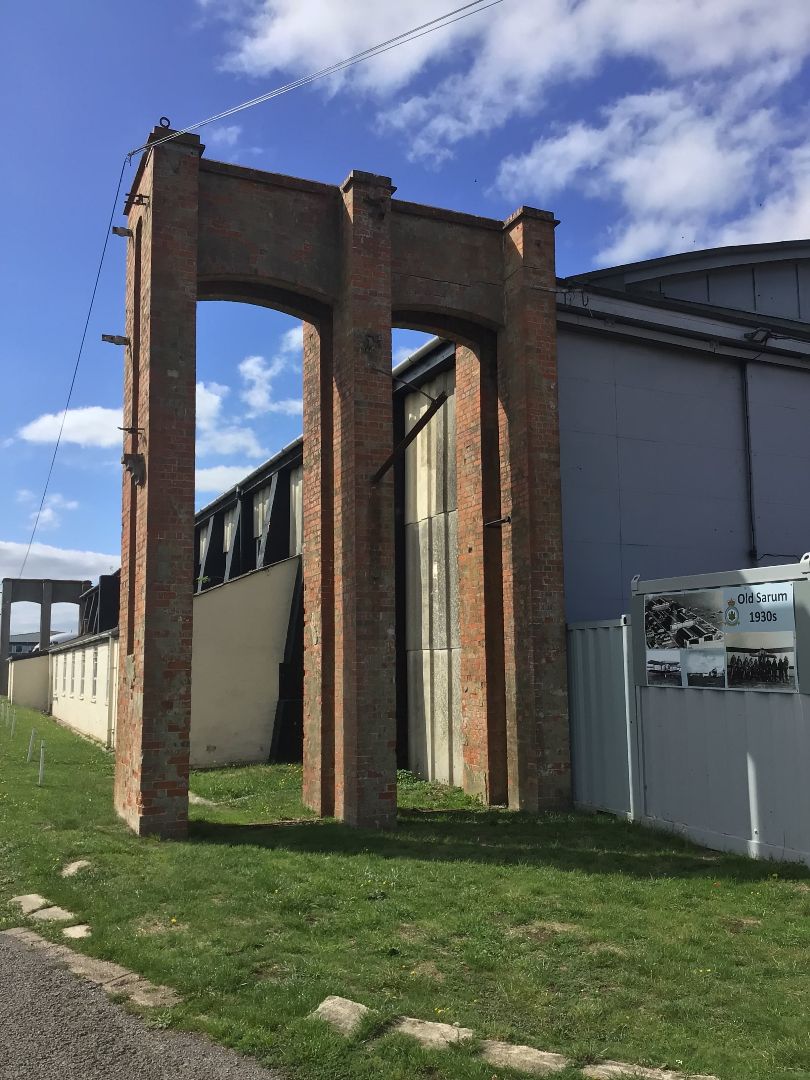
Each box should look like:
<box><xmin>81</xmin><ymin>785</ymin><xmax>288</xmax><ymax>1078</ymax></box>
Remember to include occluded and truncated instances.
<box><xmin>310</xmin><ymin>996</ymin><xmax>370</xmax><ymax>1036</ymax></box>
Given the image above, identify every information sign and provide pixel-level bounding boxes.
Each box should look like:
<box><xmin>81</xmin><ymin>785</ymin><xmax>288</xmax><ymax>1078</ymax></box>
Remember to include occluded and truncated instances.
<box><xmin>644</xmin><ymin>581</ymin><xmax>797</xmax><ymax>692</ymax></box>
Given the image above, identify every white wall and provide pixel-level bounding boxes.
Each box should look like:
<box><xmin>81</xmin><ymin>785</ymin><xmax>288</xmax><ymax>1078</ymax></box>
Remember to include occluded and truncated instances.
<box><xmin>190</xmin><ymin>556</ymin><xmax>299</xmax><ymax>767</ymax></box>
<box><xmin>50</xmin><ymin>635</ymin><xmax>118</xmax><ymax>747</ymax></box>
<box><xmin>33</xmin><ymin>559</ymin><xmax>298</xmax><ymax>768</ymax></box>
<box><xmin>9</xmin><ymin>654</ymin><xmax>51</xmax><ymax>713</ymax></box>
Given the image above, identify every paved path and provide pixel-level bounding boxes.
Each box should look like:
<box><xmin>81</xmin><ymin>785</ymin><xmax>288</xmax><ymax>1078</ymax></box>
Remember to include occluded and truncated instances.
<box><xmin>0</xmin><ymin>935</ymin><xmax>284</xmax><ymax>1080</ymax></box>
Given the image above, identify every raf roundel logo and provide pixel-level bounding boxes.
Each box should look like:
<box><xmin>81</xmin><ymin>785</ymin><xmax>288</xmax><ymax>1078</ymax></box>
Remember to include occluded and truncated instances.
<box><xmin>724</xmin><ymin>598</ymin><xmax>739</xmax><ymax>627</ymax></box>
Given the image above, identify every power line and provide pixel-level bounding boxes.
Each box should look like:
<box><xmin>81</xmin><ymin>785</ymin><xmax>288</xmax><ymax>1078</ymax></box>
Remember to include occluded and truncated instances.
<box><xmin>128</xmin><ymin>0</ymin><xmax>503</xmax><ymax>158</ymax></box>
<box><xmin>17</xmin><ymin>159</ymin><xmax>129</xmax><ymax>577</ymax></box>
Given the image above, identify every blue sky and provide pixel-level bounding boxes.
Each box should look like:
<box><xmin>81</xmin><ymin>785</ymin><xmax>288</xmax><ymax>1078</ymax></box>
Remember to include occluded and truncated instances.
<box><xmin>2</xmin><ymin>0</ymin><xmax>809</xmax><ymax>629</ymax></box>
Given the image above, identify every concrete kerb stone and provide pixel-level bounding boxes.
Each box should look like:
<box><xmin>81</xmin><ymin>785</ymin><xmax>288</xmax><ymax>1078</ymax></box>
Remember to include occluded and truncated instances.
<box><xmin>0</xmin><ymin>927</ymin><xmax>181</xmax><ymax>1009</ymax></box>
<box><xmin>310</xmin><ymin>996</ymin><xmax>371</xmax><ymax>1037</ymax></box>
<box><xmin>393</xmin><ymin>1017</ymin><xmax>474</xmax><ymax>1049</ymax></box>
<box><xmin>30</xmin><ymin>905</ymin><xmax>77</xmax><ymax>923</ymax></box>
<box><xmin>62</xmin><ymin>924</ymin><xmax>92</xmax><ymax>939</ymax></box>
<box><xmin>308</xmin><ymin>996</ymin><xmax>718</xmax><ymax>1080</ymax></box>
<box><xmin>10</xmin><ymin>893</ymin><xmax>51</xmax><ymax>914</ymax></box>
<box><xmin>481</xmin><ymin>1039</ymin><xmax>571</xmax><ymax>1075</ymax></box>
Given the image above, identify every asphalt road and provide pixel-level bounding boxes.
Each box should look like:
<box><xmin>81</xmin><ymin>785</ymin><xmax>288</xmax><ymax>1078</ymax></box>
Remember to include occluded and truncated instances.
<box><xmin>0</xmin><ymin>935</ymin><xmax>284</xmax><ymax>1080</ymax></box>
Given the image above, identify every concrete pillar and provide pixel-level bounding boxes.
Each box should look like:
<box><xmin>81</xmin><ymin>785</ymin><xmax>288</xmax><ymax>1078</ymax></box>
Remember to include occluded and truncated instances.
<box><xmin>39</xmin><ymin>580</ymin><xmax>53</xmax><ymax>651</ymax></box>
<box><xmin>302</xmin><ymin>319</ymin><xmax>335</xmax><ymax>816</ymax></box>
<box><xmin>0</xmin><ymin>580</ymin><xmax>11</xmax><ymax>696</ymax></box>
<box><xmin>454</xmin><ymin>340</ymin><xmax>507</xmax><ymax>804</ymax></box>
<box><xmin>114</xmin><ymin>128</ymin><xmax>202</xmax><ymax>838</ymax></box>
<box><xmin>327</xmin><ymin>170</ymin><xmax>397</xmax><ymax>829</ymax></box>
<box><xmin>497</xmin><ymin>208</ymin><xmax>570</xmax><ymax>811</ymax></box>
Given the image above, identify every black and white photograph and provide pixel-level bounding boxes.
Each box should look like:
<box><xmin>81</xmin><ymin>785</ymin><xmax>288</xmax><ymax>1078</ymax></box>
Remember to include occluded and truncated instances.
<box><xmin>646</xmin><ymin>648</ymin><xmax>682</xmax><ymax>687</ymax></box>
<box><xmin>684</xmin><ymin>647</ymin><xmax>727</xmax><ymax>689</ymax></box>
<box><xmin>726</xmin><ymin>633</ymin><xmax>797</xmax><ymax>692</ymax></box>
<box><xmin>644</xmin><ymin>590</ymin><xmax>724</xmax><ymax>650</ymax></box>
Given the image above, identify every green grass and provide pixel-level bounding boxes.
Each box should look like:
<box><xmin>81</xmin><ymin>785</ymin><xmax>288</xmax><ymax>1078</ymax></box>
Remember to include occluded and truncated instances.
<box><xmin>1</xmin><ymin>702</ymin><xmax>809</xmax><ymax>1080</ymax></box>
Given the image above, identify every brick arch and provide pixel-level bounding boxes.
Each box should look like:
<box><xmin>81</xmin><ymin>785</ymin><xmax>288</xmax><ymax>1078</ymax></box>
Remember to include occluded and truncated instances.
<box><xmin>114</xmin><ymin>127</ymin><xmax>569</xmax><ymax>838</ymax></box>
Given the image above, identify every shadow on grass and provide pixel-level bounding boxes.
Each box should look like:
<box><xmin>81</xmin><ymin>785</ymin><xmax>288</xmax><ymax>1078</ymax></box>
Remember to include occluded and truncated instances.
<box><xmin>188</xmin><ymin>808</ymin><xmax>810</xmax><ymax>882</ymax></box>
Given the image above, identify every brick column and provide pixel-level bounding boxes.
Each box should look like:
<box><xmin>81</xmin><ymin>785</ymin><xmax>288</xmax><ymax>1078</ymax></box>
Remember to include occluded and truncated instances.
<box><xmin>114</xmin><ymin>129</ymin><xmax>202</xmax><ymax>838</ymax></box>
<box><xmin>497</xmin><ymin>208</ymin><xmax>570</xmax><ymax>811</ymax></box>
<box><xmin>329</xmin><ymin>171</ymin><xmax>397</xmax><ymax>829</ymax></box>
<box><xmin>302</xmin><ymin>319</ymin><xmax>335</xmax><ymax>815</ymax></box>
<box><xmin>455</xmin><ymin>340</ymin><xmax>507</xmax><ymax>804</ymax></box>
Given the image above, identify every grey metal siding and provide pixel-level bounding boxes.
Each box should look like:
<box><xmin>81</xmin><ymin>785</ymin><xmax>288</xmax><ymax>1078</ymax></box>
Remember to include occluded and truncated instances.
<box><xmin>747</xmin><ymin>363</ymin><xmax>810</xmax><ymax>564</ymax></box>
<box><xmin>558</xmin><ymin>331</ymin><xmax>751</xmax><ymax>622</ymax></box>
<box><xmin>631</xmin><ymin>259</ymin><xmax>809</xmax><ymax>318</ymax></box>
<box><xmin>568</xmin><ymin>620</ymin><xmax>635</xmax><ymax>817</ymax></box>
<box><xmin>639</xmin><ymin>685</ymin><xmax>810</xmax><ymax>864</ymax></box>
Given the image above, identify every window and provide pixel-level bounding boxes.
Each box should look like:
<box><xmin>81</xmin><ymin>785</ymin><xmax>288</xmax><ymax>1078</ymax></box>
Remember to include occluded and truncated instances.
<box><xmin>70</xmin><ymin>651</ymin><xmax>75</xmax><ymax>694</ymax></box>
<box><xmin>92</xmin><ymin>646</ymin><xmax>99</xmax><ymax>700</ymax></box>
<box><xmin>253</xmin><ymin>484</ymin><xmax>273</xmax><ymax>561</ymax></box>
<box><xmin>79</xmin><ymin>650</ymin><xmax>85</xmax><ymax>698</ymax></box>
<box><xmin>53</xmin><ymin>659</ymin><xmax>58</xmax><ymax>696</ymax></box>
<box><xmin>223</xmin><ymin>506</ymin><xmax>237</xmax><ymax>553</ymax></box>
<box><xmin>289</xmin><ymin>465</ymin><xmax>303</xmax><ymax>556</ymax></box>
<box><xmin>62</xmin><ymin>654</ymin><xmax>66</xmax><ymax>693</ymax></box>
<box><xmin>199</xmin><ymin>522</ymin><xmax>209</xmax><ymax>563</ymax></box>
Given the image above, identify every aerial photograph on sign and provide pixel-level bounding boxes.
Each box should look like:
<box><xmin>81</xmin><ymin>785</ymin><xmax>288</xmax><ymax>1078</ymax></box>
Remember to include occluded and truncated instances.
<box><xmin>685</xmin><ymin>647</ymin><xmax>727</xmax><ymax>689</ymax></box>
<box><xmin>644</xmin><ymin>589</ymin><xmax>725</xmax><ymax>650</ymax></box>
<box><xmin>726</xmin><ymin>632</ymin><xmax>797</xmax><ymax>692</ymax></box>
<box><xmin>646</xmin><ymin>648</ymin><xmax>682</xmax><ymax>686</ymax></box>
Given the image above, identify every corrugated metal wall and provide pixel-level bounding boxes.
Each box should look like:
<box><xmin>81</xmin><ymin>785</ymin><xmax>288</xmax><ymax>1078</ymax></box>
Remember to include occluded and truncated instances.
<box><xmin>640</xmin><ymin>685</ymin><xmax>810</xmax><ymax>864</ymax></box>
<box><xmin>403</xmin><ymin>370</ymin><xmax>461</xmax><ymax>784</ymax></box>
<box><xmin>627</xmin><ymin>259</ymin><xmax>810</xmax><ymax>320</ymax></box>
<box><xmin>557</xmin><ymin>332</ymin><xmax>751</xmax><ymax>622</ymax></box>
<box><xmin>568</xmin><ymin>604</ymin><xmax>810</xmax><ymax>867</ymax></box>
<box><xmin>568</xmin><ymin>619</ymin><xmax>636</xmax><ymax>817</ymax></box>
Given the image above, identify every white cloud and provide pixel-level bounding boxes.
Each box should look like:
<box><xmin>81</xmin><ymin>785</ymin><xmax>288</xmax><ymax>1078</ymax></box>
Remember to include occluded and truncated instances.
<box><xmin>197</xmin><ymin>424</ymin><xmax>268</xmax><ymax>456</ymax></box>
<box><xmin>497</xmin><ymin>80</ymin><xmax>810</xmax><ymax>265</ymax></box>
<box><xmin>210</xmin><ymin>0</ymin><xmax>810</xmax><ymax>162</ymax></box>
<box><xmin>16</xmin><ymin>489</ymin><xmax>35</xmax><ymax>503</ymax></box>
<box><xmin>207</xmin><ymin>123</ymin><xmax>243</xmax><ymax>148</ymax></box>
<box><xmin>25</xmin><ymin>493</ymin><xmax>80</xmax><ymax>532</ymax></box>
<box><xmin>238</xmin><ymin>327</ymin><xmax>303</xmax><ymax>417</ymax></box>
<box><xmin>197</xmin><ymin>381</ymin><xmax>230</xmax><ymax>428</ymax></box>
<box><xmin>18</xmin><ymin>406</ymin><xmax>123</xmax><ymax>449</ymax></box>
<box><xmin>196</xmin><ymin>380</ymin><xmax>267</xmax><ymax>457</ymax></box>
<box><xmin>195</xmin><ymin>464</ymin><xmax>256</xmax><ymax>493</ymax></box>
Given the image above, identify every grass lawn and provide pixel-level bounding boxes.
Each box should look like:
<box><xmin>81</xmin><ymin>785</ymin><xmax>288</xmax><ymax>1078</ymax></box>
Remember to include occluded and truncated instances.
<box><xmin>1</xmin><ymin>703</ymin><xmax>809</xmax><ymax>1080</ymax></box>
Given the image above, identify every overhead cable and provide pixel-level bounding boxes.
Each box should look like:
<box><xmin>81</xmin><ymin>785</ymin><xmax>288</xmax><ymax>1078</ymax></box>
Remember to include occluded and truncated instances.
<box><xmin>18</xmin><ymin>160</ymin><xmax>129</xmax><ymax>577</ymax></box>
<box><xmin>128</xmin><ymin>0</ymin><xmax>503</xmax><ymax>158</ymax></box>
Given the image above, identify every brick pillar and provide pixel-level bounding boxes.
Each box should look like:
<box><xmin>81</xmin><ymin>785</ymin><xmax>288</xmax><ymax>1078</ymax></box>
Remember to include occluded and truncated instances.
<box><xmin>302</xmin><ymin>319</ymin><xmax>335</xmax><ymax>815</ymax></box>
<box><xmin>497</xmin><ymin>208</ymin><xmax>570</xmax><ymax>811</ymax></box>
<box><xmin>114</xmin><ymin>129</ymin><xmax>202</xmax><ymax>838</ymax></box>
<box><xmin>328</xmin><ymin>170</ymin><xmax>397</xmax><ymax>829</ymax></box>
<box><xmin>455</xmin><ymin>340</ymin><xmax>507</xmax><ymax>804</ymax></box>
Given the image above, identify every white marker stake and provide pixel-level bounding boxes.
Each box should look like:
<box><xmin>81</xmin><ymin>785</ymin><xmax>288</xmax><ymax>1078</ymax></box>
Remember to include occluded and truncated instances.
<box><xmin>27</xmin><ymin>728</ymin><xmax>36</xmax><ymax>763</ymax></box>
<box><xmin>38</xmin><ymin>742</ymin><xmax>45</xmax><ymax>787</ymax></box>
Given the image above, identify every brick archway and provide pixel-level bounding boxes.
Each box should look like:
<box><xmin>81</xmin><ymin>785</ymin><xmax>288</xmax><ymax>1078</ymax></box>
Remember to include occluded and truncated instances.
<box><xmin>115</xmin><ymin>127</ymin><xmax>569</xmax><ymax>838</ymax></box>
